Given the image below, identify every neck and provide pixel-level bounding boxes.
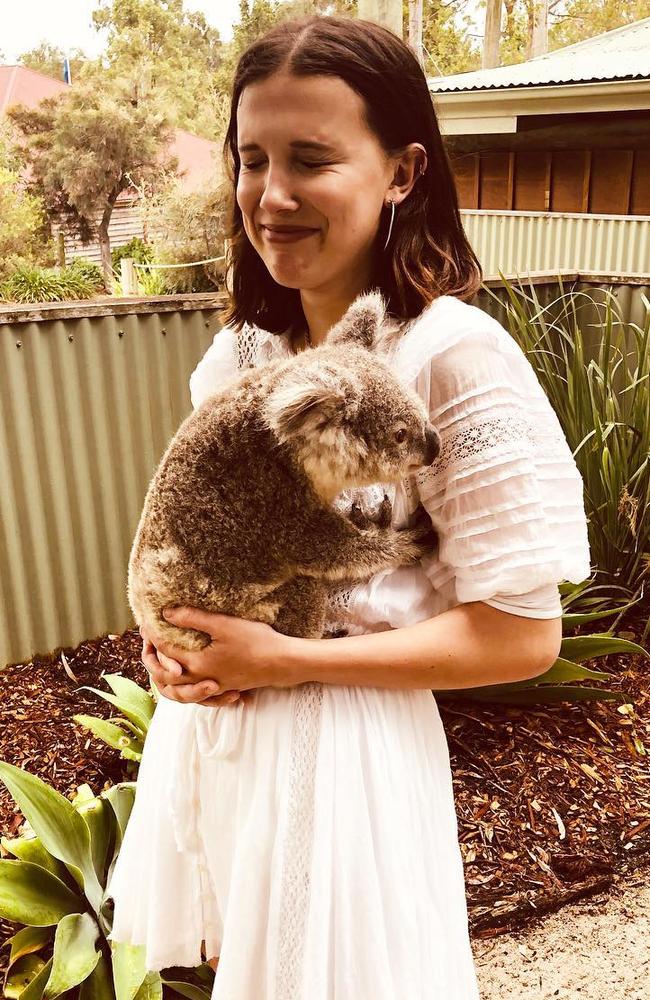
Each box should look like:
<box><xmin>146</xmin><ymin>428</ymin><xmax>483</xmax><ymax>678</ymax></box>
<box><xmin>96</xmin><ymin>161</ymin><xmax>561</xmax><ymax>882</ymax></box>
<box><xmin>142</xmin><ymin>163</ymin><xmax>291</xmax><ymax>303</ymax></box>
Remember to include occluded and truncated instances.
<box><xmin>299</xmin><ymin>258</ymin><xmax>376</xmax><ymax>348</ymax></box>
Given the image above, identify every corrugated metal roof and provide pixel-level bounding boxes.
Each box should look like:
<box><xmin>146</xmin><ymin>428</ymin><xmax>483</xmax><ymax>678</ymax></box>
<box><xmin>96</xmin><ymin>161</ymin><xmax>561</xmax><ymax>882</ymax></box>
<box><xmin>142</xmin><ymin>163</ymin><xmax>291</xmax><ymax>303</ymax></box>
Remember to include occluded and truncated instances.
<box><xmin>428</xmin><ymin>16</ymin><xmax>650</xmax><ymax>93</ymax></box>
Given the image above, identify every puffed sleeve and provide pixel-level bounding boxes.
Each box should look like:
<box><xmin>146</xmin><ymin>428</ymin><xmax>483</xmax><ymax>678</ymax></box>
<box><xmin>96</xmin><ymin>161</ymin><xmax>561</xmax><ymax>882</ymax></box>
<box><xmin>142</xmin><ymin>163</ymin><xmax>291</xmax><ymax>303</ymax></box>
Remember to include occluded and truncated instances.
<box><xmin>411</xmin><ymin>302</ymin><xmax>592</xmax><ymax>611</ymax></box>
<box><xmin>188</xmin><ymin>324</ymin><xmax>240</xmax><ymax>411</ymax></box>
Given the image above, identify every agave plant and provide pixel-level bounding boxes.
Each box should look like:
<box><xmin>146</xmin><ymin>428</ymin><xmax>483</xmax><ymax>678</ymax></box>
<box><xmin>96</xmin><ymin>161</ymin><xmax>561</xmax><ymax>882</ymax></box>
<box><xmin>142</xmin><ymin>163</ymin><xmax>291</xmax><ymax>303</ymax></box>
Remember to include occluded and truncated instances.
<box><xmin>0</xmin><ymin>765</ymin><xmax>214</xmax><ymax>1000</ymax></box>
<box><xmin>437</xmin><ymin>583</ymin><xmax>648</xmax><ymax>705</ymax></box>
<box><xmin>73</xmin><ymin>674</ymin><xmax>157</xmax><ymax>765</ymax></box>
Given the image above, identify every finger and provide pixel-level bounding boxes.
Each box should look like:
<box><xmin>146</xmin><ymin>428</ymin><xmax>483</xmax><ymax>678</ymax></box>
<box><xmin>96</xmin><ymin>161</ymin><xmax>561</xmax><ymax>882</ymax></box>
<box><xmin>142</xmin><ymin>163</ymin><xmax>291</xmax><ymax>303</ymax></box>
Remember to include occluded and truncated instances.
<box><xmin>143</xmin><ymin>643</ymin><xmax>188</xmax><ymax>688</ymax></box>
<box><xmin>201</xmin><ymin>689</ymin><xmax>242</xmax><ymax>707</ymax></box>
<box><xmin>162</xmin><ymin>680</ymin><xmax>222</xmax><ymax>704</ymax></box>
<box><xmin>201</xmin><ymin>694</ymin><xmax>242</xmax><ymax>708</ymax></box>
<box><xmin>156</xmin><ymin>648</ymin><xmax>185</xmax><ymax>679</ymax></box>
<box><xmin>162</xmin><ymin>605</ymin><xmax>230</xmax><ymax>634</ymax></box>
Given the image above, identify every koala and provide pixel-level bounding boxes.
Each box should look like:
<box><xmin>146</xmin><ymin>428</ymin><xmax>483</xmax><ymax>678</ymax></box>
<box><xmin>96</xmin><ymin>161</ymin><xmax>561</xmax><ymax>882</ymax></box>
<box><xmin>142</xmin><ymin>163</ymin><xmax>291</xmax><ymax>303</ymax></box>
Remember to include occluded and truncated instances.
<box><xmin>127</xmin><ymin>289</ymin><xmax>440</xmax><ymax>651</ymax></box>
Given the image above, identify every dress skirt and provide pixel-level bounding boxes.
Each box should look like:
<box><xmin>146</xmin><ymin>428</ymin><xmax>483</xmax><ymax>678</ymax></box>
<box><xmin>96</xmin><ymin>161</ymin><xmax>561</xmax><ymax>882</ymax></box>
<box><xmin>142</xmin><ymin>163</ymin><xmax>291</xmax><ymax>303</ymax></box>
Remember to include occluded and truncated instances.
<box><xmin>107</xmin><ymin>676</ymin><xmax>481</xmax><ymax>999</ymax></box>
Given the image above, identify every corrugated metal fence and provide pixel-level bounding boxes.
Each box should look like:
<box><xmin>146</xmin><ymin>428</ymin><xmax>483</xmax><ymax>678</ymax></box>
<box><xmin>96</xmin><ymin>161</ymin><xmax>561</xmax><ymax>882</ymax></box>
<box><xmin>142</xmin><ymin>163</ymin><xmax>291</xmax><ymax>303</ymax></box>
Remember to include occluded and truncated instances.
<box><xmin>1</xmin><ymin>278</ymin><xmax>648</xmax><ymax>669</ymax></box>
<box><xmin>461</xmin><ymin>210</ymin><xmax>650</xmax><ymax>278</ymax></box>
<box><xmin>0</xmin><ymin>295</ymin><xmax>222</xmax><ymax>669</ymax></box>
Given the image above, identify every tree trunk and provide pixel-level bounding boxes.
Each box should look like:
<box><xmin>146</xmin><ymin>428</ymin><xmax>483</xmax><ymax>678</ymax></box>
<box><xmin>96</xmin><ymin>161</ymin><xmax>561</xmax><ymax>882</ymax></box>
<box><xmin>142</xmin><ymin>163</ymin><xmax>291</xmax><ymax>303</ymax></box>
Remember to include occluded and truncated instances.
<box><xmin>98</xmin><ymin>198</ymin><xmax>117</xmax><ymax>291</ymax></box>
<box><xmin>408</xmin><ymin>0</ymin><xmax>424</xmax><ymax>67</ymax></box>
<box><xmin>483</xmin><ymin>0</ymin><xmax>503</xmax><ymax>69</ymax></box>
<box><xmin>530</xmin><ymin>0</ymin><xmax>549</xmax><ymax>58</ymax></box>
<box><xmin>358</xmin><ymin>0</ymin><xmax>403</xmax><ymax>38</ymax></box>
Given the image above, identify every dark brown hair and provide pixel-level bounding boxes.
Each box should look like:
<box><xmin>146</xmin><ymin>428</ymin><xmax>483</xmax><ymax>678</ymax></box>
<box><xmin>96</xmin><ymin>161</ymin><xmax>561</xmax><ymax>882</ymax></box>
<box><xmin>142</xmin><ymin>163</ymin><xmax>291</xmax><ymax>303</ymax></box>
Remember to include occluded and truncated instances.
<box><xmin>219</xmin><ymin>14</ymin><xmax>482</xmax><ymax>340</ymax></box>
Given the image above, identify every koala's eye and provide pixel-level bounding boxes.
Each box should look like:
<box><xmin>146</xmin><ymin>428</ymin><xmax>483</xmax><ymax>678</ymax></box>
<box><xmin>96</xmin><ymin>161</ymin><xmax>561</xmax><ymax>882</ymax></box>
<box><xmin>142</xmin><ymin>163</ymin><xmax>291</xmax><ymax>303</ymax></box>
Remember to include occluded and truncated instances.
<box><xmin>394</xmin><ymin>428</ymin><xmax>408</xmax><ymax>444</ymax></box>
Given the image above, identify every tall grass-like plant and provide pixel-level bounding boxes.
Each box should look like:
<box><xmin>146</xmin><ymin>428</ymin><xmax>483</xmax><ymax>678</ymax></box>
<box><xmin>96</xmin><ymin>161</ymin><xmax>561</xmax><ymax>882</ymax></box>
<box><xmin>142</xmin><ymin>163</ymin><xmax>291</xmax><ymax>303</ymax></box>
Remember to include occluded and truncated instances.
<box><xmin>0</xmin><ymin>261</ymin><xmax>104</xmax><ymax>303</ymax></box>
<box><xmin>489</xmin><ymin>278</ymin><xmax>650</xmax><ymax>612</ymax></box>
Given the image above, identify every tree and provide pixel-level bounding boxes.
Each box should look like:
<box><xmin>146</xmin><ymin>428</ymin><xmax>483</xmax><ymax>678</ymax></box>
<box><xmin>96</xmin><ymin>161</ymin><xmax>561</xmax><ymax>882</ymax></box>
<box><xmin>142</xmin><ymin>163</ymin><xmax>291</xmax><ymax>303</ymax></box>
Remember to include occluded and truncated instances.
<box><xmin>19</xmin><ymin>43</ymin><xmax>88</xmax><ymax>82</ymax></box>
<box><xmin>549</xmin><ymin>0</ymin><xmax>650</xmax><ymax>49</ymax></box>
<box><xmin>419</xmin><ymin>1</ymin><xmax>480</xmax><ymax>75</ymax></box>
<box><xmin>0</xmin><ymin>123</ymin><xmax>52</xmax><ymax>282</ymax></box>
<box><xmin>91</xmin><ymin>0</ymin><xmax>226</xmax><ymax>138</ymax></box>
<box><xmin>8</xmin><ymin>77</ymin><xmax>176</xmax><ymax>286</ymax></box>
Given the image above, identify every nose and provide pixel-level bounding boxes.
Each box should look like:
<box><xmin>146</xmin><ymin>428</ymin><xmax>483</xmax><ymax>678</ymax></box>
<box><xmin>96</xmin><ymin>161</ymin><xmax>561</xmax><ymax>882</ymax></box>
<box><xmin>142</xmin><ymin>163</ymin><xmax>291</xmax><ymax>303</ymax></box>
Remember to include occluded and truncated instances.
<box><xmin>424</xmin><ymin>425</ymin><xmax>441</xmax><ymax>465</ymax></box>
<box><xmin>258</xmin><ymin>167</ymin><xmax>300</xmax><ymax>215</ymax></box>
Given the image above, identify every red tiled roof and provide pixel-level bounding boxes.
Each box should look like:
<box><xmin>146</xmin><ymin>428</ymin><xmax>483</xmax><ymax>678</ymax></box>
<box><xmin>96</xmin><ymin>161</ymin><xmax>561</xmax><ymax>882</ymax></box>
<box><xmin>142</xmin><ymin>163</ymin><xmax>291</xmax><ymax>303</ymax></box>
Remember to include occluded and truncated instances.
<box><xmin>0</xmin><ymin>64</ymin><xmax>220</xmax><ymax>190</ymax></box>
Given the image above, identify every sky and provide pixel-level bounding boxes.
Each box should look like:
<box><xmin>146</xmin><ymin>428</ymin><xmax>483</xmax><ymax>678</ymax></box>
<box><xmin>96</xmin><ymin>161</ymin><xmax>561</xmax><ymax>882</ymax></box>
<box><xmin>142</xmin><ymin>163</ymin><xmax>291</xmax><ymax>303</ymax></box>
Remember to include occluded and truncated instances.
<box><xmin>1</xmin><ymin>0</ymin><xmax>243</xmax><ymax>62</ymax></box>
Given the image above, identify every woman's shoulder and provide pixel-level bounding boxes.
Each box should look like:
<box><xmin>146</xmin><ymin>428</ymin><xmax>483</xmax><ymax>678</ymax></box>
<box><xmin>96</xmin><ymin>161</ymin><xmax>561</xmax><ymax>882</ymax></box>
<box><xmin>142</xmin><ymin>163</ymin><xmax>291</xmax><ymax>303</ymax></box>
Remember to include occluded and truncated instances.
<box><xmin>391</xmin><ymin>295</ymin><xmax>511</xmax><ymax>385</ymax></box>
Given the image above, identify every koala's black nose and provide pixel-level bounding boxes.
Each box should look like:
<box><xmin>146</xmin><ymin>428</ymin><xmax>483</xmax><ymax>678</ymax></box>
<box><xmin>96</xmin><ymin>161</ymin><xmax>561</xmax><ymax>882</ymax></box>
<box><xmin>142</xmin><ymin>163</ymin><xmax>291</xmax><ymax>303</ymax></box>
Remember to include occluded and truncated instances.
<box><xmin>424</xmin><ymin>426</ymin><xmax>441</xmax><ymax>465</ymax></box>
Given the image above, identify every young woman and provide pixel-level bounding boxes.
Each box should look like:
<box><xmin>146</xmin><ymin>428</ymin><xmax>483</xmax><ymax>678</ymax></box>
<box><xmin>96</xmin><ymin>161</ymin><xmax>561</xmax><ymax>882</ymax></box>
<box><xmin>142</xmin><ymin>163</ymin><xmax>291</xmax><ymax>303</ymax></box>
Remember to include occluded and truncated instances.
<box><xmin>107</xmin><ymin>15</ymin><xmax>591</xmax><ymax>998</ymax></box>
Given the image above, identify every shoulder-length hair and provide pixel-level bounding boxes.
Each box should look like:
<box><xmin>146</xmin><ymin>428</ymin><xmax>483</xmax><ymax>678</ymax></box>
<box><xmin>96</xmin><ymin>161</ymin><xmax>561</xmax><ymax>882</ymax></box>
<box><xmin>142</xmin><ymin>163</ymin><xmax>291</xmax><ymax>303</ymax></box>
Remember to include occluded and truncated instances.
<box><xmin>219</xmin><ymin>14</ymin><xmax>482</xmax><ymax>341</ymax></box>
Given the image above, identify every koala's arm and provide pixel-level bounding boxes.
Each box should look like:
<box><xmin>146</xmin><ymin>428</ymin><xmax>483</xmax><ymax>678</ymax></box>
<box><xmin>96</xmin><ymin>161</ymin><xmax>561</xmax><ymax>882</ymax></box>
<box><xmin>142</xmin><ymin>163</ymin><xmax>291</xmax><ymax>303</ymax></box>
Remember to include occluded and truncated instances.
<box><xmin>292</xmin><ymin>505</ymin><xmax>433</xmax><ymax>584</ymax></box>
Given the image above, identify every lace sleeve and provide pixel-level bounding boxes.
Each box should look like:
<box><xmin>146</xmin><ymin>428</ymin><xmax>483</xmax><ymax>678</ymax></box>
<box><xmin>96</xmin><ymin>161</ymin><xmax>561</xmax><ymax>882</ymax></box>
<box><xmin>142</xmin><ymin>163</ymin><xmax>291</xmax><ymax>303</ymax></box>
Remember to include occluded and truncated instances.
<box><xmin>189</xmin><ymin>324</ymin><xmax>240</xmax><ymax>410</ymax></box>
<box><xmin>413</xmin><ymin>320</ymin><xmax>592</xmax><ymax>608</ymax></box>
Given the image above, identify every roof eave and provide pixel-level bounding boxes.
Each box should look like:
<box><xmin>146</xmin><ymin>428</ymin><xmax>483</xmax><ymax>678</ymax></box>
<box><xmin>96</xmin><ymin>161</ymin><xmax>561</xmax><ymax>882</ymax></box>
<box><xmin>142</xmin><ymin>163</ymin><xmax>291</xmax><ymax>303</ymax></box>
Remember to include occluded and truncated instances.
<box><xmin>432</xmin><ymin>78</ymin><xmax>650</xmax><ymax>135</ymax></box>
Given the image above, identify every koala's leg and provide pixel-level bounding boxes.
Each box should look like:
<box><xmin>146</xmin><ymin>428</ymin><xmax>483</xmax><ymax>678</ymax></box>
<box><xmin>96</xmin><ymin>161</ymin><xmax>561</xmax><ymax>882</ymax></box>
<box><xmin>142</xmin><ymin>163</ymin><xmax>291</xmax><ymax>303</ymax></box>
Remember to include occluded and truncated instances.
<box><xmin>269</xmin><ymin>576</ymin><xmax>329</xmax><ymax>639</ymax></box>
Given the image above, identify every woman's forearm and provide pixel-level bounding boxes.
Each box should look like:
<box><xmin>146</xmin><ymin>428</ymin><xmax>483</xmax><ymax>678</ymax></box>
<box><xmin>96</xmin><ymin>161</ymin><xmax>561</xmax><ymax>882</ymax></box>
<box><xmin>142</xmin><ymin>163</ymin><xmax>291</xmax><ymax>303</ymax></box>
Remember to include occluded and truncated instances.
<box><xmin>276</xmin><ymin>601</ymin><xmax>562</xmax><ymax>691</ymax></box>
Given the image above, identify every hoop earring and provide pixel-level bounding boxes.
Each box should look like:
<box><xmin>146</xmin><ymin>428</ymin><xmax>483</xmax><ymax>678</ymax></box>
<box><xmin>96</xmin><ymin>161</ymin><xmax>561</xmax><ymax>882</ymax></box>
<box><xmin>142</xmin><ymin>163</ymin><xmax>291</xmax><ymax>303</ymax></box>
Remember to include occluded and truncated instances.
<box><xmin>381</xmin><ymin>198</ymin><xmax>395</xmax><ymax>252</ymax></box>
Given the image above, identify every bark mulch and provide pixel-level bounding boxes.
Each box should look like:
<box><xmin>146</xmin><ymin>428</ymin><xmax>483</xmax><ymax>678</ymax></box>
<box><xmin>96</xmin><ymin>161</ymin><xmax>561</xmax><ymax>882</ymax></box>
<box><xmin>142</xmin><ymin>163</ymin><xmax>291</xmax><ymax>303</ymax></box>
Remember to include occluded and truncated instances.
<box><xmin>1</xmin><ymin>601</ymin><xmax>649</xmax><ymax>969</ymax></box>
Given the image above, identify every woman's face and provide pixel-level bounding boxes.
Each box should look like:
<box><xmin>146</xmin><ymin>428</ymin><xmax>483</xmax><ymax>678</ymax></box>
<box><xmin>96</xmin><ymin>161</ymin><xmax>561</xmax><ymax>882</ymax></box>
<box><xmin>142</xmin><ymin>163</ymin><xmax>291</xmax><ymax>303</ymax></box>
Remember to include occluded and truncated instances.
<box><xmin>235</xmin><ymin>71</ymin><xmax>395</xmax><ymax>295</ymax></box>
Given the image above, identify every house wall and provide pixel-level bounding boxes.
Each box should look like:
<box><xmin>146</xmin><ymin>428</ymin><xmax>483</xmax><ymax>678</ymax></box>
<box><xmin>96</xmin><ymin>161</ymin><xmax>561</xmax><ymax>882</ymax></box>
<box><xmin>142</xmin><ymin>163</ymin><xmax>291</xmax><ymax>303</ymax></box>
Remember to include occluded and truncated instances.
<box><xmin>52</xmin><ymin>198</ymin><xmax>148</xmax><ymax>265</ymax></box>
<box><xmin>452</xmin><ymin>149</ymin><xmax>650</xmax><ymax>216</ymax></box>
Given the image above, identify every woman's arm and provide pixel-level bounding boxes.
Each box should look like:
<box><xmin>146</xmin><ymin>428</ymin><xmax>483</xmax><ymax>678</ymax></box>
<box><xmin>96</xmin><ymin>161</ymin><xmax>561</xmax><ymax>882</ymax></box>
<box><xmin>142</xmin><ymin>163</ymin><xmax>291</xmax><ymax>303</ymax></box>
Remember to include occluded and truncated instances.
<box><xmin>277</xmin><ymin>601</ymin><xmax>563</xmax><ymax>691</ymax></box>
<box><xmin>141</xmin><ymin>601</ymin><xmax>562</xmax><ymax>703</ymax></box>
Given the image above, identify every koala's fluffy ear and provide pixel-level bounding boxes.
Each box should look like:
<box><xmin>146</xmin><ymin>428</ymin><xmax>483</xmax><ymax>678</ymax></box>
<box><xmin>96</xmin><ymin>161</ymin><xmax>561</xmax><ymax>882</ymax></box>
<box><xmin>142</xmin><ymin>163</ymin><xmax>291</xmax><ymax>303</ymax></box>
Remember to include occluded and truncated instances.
<box><xmin>264</xmin><ymin>368</ymin><xmax>355</xmax><ymax>442</ymax></box>
<box><xmin>326</xmin><ymin>289</ymin><xmax>387</xmax><ymax>351</ymax></box>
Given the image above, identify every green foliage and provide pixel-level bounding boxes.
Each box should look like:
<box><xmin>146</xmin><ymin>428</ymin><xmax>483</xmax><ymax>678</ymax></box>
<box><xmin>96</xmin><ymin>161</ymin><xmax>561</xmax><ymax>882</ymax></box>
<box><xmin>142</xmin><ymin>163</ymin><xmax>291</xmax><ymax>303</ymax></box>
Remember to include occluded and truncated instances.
<box><xmin>419</xmin><ymin>1</ymin><xmax>481</xmax><ymax>76</ymax></box>
<box><xmin>111</xmin><ymin>238</ymin><xmax>154</xmax><ymax>270</ymax></box>
<box><xmin>0</xmin><ymin>766</ymin><xmax>215</xmax><ymax>999</ymax></box>
<box><xmin>8</xmin><ymin>76</ymin><xmax>176</xmax><ymax>286</ymax></box>
<box><xmin>0</xmin><ymin>261</ymin><xmax>105</xmax><ymax>304</ymax></box>
<box><xmin>487</xmin><ymin>0</ymin><xmax>650</xmax><ymax>68</ymax></box>
<box><xmin>142</xmin><ymin>177</ymin><xmax>229</xmax><ymax>293</ymax></box>
<box><xmin>19</xmin><ymin>43</ymin><xmax>88</xmax><ymax>82</ymax></box>
<box><xmin>549</xmin><ymin>0</ymin><xmax>650</xmax><ymax>50</ymax></box>
<box><xmin>492</xmin><ymin>278</ymin><xmax>650</xmax><ymax>596</ymax></box>
<box><xmin>91</xmin><ymin>0</ymin><xmax>225</xmax><ymax>139</ymax></box>
<box><xmin>0</xmin><ymin>125</ymin><xmax>53</xmax><ymax>282</ymax></box>
<box><xmin>73</xmin><ymin>674</ymin><xmax>158</xmax><ymax>765</ymax></box>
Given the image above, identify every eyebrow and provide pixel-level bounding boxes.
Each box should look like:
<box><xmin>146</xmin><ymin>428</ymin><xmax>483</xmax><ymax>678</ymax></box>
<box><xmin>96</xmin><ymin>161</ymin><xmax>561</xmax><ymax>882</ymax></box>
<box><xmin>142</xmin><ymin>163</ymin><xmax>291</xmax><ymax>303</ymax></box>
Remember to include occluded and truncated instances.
<box><xmin>238</xmin><ymin>140</ymin><xmax>338</xmax><ymax>154</ymax></box>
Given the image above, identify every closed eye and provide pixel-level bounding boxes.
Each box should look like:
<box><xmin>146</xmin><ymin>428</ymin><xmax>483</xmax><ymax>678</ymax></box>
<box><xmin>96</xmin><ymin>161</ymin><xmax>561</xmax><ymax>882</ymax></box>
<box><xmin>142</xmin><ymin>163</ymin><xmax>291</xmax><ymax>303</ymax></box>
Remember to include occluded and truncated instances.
<box><xmin>241</xmin><ymin>161</ymin><xmax>335</xmax><ymax>171</ymax></box>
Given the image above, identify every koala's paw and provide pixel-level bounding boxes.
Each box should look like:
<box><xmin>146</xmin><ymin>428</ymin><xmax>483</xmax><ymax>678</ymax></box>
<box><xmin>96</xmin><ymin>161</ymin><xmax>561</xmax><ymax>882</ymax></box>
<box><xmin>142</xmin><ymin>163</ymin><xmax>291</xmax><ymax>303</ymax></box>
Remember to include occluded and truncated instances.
<box><xmin>377</xmin><ymin>493</ymin><xmax>393</xmax><ymax>529</ymax></box>
<box><xmin>394</xmin><ymin>505</ymin><xmax>438</xmax><ymax>562</ymax></box>
<box><xmin>348</xmin><ymin>501</ymin><xmax>369</xmax><ymax>530</ymax></box>
<box><xmin>348</xmin><ymin>494</ymin><xmax>393</xmax><ymax>530</ymax></box>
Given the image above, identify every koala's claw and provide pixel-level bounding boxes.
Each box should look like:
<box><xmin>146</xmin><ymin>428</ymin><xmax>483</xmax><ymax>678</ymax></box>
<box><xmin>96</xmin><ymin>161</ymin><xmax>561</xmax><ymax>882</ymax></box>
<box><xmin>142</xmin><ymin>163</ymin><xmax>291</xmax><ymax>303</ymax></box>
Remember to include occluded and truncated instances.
<box><xmin>377</xmin><ymin>494</ymin><xmax>393</xmax><ymax>529</ymax></box>
<box><xmin>396</xmin><ymin>505</ymin><xmax>438</xmax><ymax>560</ymax></box>
<box><xmin>348</xmin><ymin>501</ymin><xmax>368</xmax><ymax>529</ymax></box>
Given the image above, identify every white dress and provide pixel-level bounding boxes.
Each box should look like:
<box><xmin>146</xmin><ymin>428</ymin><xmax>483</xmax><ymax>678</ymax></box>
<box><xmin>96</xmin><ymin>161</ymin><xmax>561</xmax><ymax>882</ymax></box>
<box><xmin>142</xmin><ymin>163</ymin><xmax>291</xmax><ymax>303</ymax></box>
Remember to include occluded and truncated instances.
<box><xmin>107</xmin><ymin>295</ymin><xmax>591</xmax><ymax>997</ymax></box>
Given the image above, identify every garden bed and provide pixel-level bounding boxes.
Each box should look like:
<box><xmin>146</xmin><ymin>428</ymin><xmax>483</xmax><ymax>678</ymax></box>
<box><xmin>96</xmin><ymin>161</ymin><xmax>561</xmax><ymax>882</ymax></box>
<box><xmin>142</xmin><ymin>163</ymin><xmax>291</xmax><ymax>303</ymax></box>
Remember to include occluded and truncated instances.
<box><xmin>1</xmin><ymin>603</ymin><xmax>649</xmax><ymax>973</ymax></box>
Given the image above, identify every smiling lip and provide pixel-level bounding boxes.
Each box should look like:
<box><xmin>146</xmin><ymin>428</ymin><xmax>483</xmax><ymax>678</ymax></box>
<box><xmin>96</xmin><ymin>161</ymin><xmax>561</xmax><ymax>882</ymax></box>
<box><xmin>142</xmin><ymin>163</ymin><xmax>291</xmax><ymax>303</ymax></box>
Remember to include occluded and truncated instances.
<box><xmin>262</xmin><ymin>225</ymin><xmax>318</xmax><ymax>243</ymax></box>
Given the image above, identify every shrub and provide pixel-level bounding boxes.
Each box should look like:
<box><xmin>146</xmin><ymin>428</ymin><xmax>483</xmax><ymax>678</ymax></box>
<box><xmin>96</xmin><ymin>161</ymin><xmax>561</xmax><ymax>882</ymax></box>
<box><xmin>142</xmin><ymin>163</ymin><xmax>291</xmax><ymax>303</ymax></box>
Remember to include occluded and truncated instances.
<box><xmin>142</xmin><ymin>177</ymin><xmax>228</xmax><ymax>293</ymax></box>
<box><xmin>0</xmin><ymin>260</ymin><xmax>104</xmax><ymax>303</ymax></box>
<box><xmin>111</xmin><ymin>238</ymin><xmax>154</xmax><ymax>270</ymax></box>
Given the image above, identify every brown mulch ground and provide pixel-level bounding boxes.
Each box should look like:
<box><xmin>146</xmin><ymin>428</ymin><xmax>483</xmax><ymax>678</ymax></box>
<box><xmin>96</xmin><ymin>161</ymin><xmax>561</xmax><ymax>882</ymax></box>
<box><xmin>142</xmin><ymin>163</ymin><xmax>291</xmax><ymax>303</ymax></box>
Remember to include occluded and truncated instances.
<box><xmin>1</xmin><ymin>601</ymin><xmax>649</xmax><ymax>971</ymax></box>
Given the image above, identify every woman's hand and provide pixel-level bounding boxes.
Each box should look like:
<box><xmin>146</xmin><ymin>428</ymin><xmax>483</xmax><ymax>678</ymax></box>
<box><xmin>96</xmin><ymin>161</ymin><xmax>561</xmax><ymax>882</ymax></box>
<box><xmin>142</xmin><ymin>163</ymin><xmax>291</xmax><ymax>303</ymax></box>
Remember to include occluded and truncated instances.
<box><xmin>141</xmin><ymin>632</ymin><xmax>243</xmax><ymax>708</ymax></box>
<box><xmin>139</xmin><ymin>606</ymin><xmax>293</xmax><ymax>707</ymax></box>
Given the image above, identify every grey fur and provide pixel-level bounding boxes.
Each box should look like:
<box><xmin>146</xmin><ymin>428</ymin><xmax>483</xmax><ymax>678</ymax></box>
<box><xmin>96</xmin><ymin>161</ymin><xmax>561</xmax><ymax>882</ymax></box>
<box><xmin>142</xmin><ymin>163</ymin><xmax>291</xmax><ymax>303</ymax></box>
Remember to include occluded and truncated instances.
<box><xmin>128</xmin><ymin>290</ymin><xmax>440</xmax><ymax>650</ymax></box>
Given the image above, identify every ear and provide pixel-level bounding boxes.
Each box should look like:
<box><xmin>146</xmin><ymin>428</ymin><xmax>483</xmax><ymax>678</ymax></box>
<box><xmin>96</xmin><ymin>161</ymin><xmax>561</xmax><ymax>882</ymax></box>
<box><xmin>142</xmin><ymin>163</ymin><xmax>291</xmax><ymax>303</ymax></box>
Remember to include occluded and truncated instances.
<box><xmin>264</xmin><ymin>369</ymin><xmax>352</xmax><ymax>441</ymax></box>
<box><xmin>326</xmin><ymin>288</ymin><xmax>387</xmax><ymax>351</ymax></box>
